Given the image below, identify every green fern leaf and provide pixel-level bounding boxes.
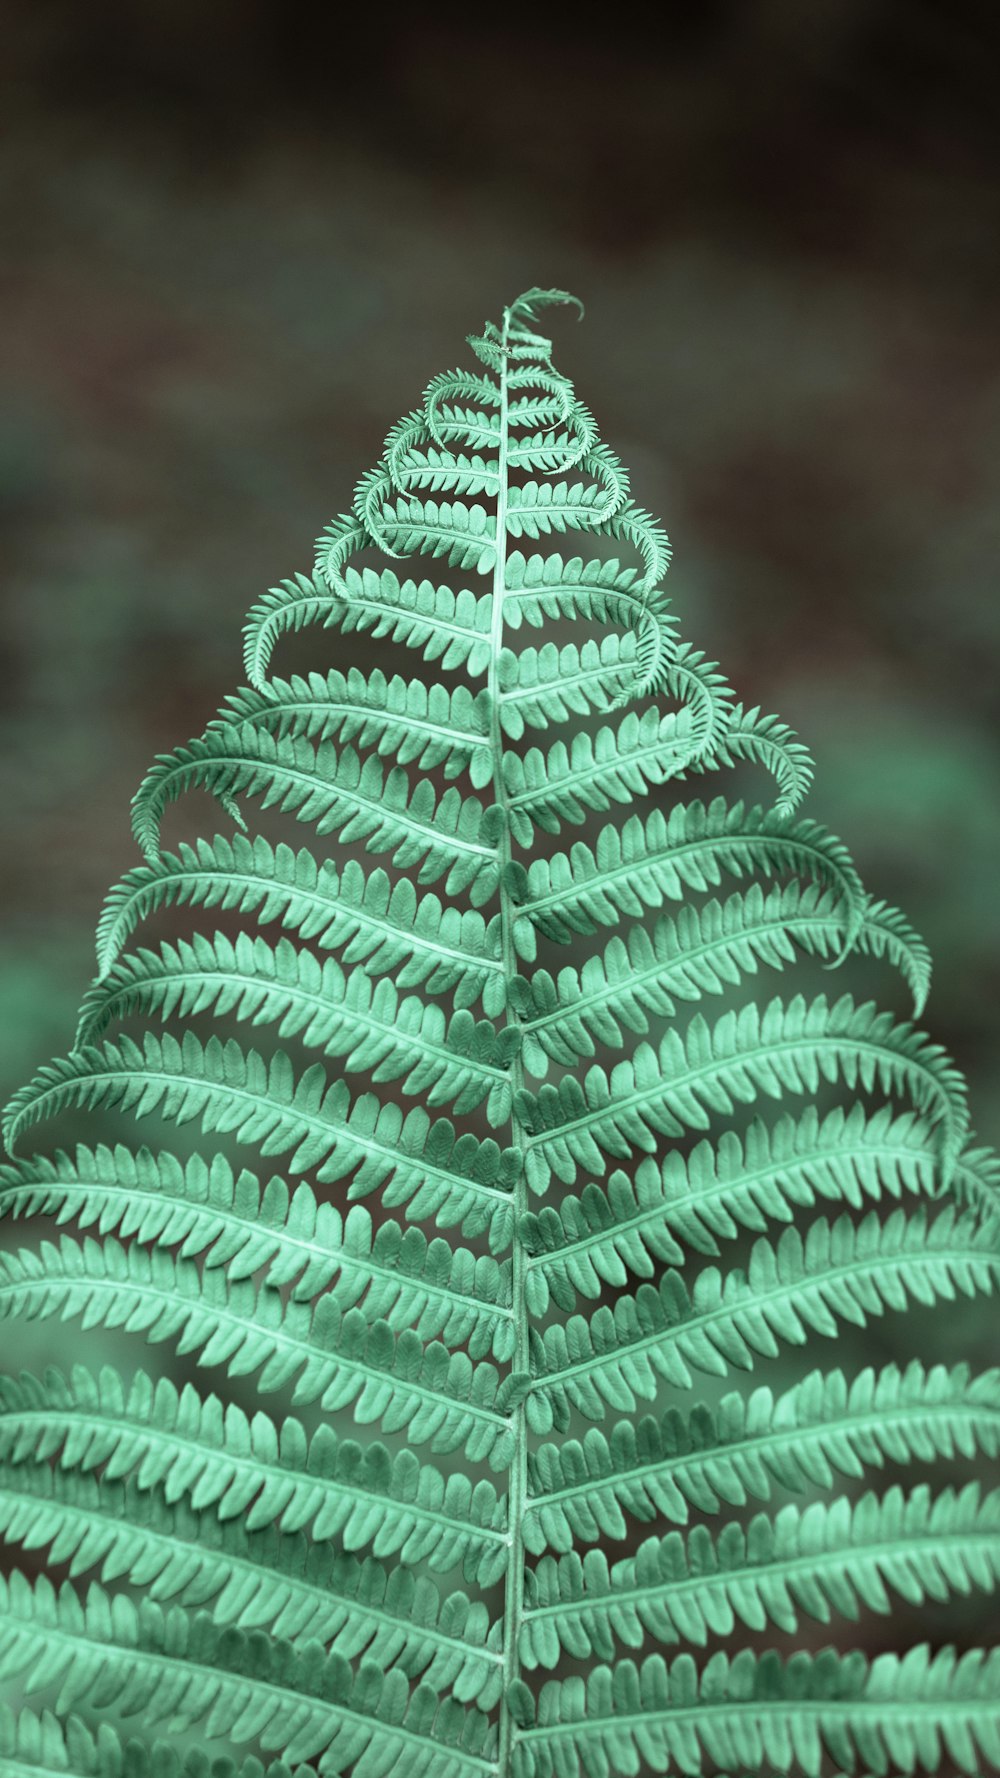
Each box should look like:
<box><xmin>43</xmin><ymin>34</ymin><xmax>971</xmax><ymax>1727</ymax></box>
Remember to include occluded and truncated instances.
<box><xmin>496</xmin><ymin>635</ymin><xmax>639</xmax><ymax>738</ymax></box>
<box><xmin>513</xmin><ymin>1646</ymin><xmax>1000</xmax><ymax>1778</ymax></box>
<box><xmin>0</xmin><ymin>1463</ymin><xmax>503</xmax><ymax>1706</ymax></box>
<box><xmin>500</xmin><ymin>550</ymin><xmax>675</xmax><ymax>639</ymax></box>
<box><xmin>243</xmin><ymin>564</ymin><xmax>351</xmax><ymax>690</ymax></box>
<box><xmin>529</xmin><ymin>1208</ymin><xmax>1000</xmax><ymax>1431</ymax></box>
<box><xmin>329</xmin><ymin>567</ymin><xmax>495</xmax><ymax>673</ymax></box>
<box><xmin>0</xmin><ymin>1705</ymin><xmax>320</xmax><ymax>1778</ymax></box>
<box><xmin>516</xmin><ymin>883</ymin><xmax>929</xmax><ymax>1072</ymax></box>
<box><xmin>520</xmin><ymin>1483</ymin><xmax>1000</xmax><ymax>1666</ymax></box>
<box><xmin>512</xmin><ymin>796</ymin><xmax>867</xmax><ymax>954</ymax></box>
<box><xmin>75</xmin><ymin>935</ymin><xmax>517</xmax><ymax>1120</ymax></box>
<box><xmin>3</xmin><ymin>1033</ymin><xmax>521</xmax><ymax>1246</ymax></box>
<box><xmin>217</xmin><ymin>669</ymin><xmax>493</xmax><ymax>786</ymax></box>
<box><xmin>95</xmin><ymin>838</ymin><xmax>505</xmax><ymax>1013</ymax></box>
<box><xmin>0</xmin><ymin>1368</ymin><xmax>508</xmax><ymax>1584</ymax></box>
<box><xmin>525</xmin><ymin>1360</ymin><xmax>1000</xmax><ymax>1552</ymax></box>
<box><xmin>0</xmin><ymin>1237</ymin><xmax>518</xmax><ymax>1464</ymax></box>
<box><xmin>0</xmin><ymin>1146</ymin><xmax>514</xmax><ymax>1355</ymax></box>
<box><xmin>502</xmin><ymin>708</ymin><xmax>707</xmax><ymax>842</ymax></box>
<box><xmin>0</xmin><ymin>1573</ymin><xmax>498</xmax><ymax>1776</ymax></box>
<box><xmin>518</xmin><ymin>994</ymin><xmax>967</xmax><ymax>1191</ymax></box>
<box><xmin>130</xmin><ymin>724</ymin><xmax>503</xmax><ymax>901</ymax></box>
<box><xmin>521</xmin><ymin>1105</ymin><xmax>951</xmax><ymax>1311</ymax></box>
<box><xmin>1</xmin><ymin>289</ymin><xmax>996</xmax><ymax>1778</ymax></box>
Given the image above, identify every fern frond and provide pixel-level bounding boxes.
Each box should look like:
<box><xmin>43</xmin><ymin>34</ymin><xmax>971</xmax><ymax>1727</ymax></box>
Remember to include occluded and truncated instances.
<box><xmin>639</xmin><ymin>638</ymin><xmax>732</xmax><ymax>718</ymax></box>
<box><xmin>0</xmin><ymin>1146</ymin><xmax>513</xmax><ymax>1357</ymax></box>
<box><xmin>507</xmin><ymin>288</ymin><xmax>586</xmax><ymax>325</ymax></box>
<box><xmin>529</xmin><ymin>1209</ymin><xmax>1000</xmax><ymax>1430</ymax></box>
<box><xmin>512</xmin><ymin>1646</ymin><xmax>1000</xmax><ymax>1778</ymax></box>
<box><xmin>500</xmin><ymin>550</ymin><xmax>674</xmax><ymax>638</ymax></box>
<box><xmin>598</xmin><ymin>500</ymin><xmax>672</xmax><ymax>593</ymax></box>
<box><xmin>506</xmin><ymin>423</ymin><xmax>607</xmax><ymax>483</ymax></box>
<box><xmin>506</xmin><ymin>365</ymin><xmax>573</xmax><ymax>402</ymax></box>
<box><xmin>360</xmin><ymin>492</ymin><xmax>497</xmax><ymax>575</ymax></box>
<box><xmin>96</xmin><ymin>839</ymin><xmax>505</xmax><ymax>1014</ymax></box>
<box><xmin>76</xmin><ymin>935</ymin><xmax>518</xmax><ymax>1122</ymax></box>
<box><xmin>504</xmin><ymin>479</ymin><xmax>617</xmax><ymax>541</ymax></box>
<box><xmin>0</xmin><ymin>1462</ymin><xmax>503</xmax><ymax>1707</ymax></box>
<box><xmin>376</xmin><ymin>445</ymin><xmax>501</xmax><ymax>503</ymax></box>
<box><xmin>956</xmin><ymin>1142</ymin><xmax>1000</xmax><ymax>1218</ymax></box>
<box><xmin>314</xmin><ymin>512</ymin><xmax>374</xmax><ymax>599</ymax></box>
<box><xmin>425</xmin><ymin>408</ymin><xmax>500</xmax><ymax>457</ymax></box>
<box><xmin>0</xmin><ymin>1368</ymin><xmax>509</xmax><ymax>1584</ymax></box>
<box><xmin>0</xmin><ymin>1574</ymin><xmax>498</xmax><ymax>1777</ymax></box>
<box><xmin>422</xmin><ymin>370</ymin><xmax>500</xmax><ymax>447</ymax></box>
<box><xmin>520</xmin><ymin>1484</ymin><xmax>1000</xmax><ymax>1666</ymax></box>
<box><xmin>2</xmin><ymin>288</ymin><xmax>996</xmax><ymax>1778</ymax></box>
<box><xmin>519</xmin><ymin>994</ymin><xmax>966</xmax><ymax>1191</ymax></box>
<box><xmin>503</xmin><ymin>708</ymin><xmax>702</xmax><ymax>842</ymax></box>
<box><xmin>714</xmin><ymin>703</ymin><xmax>815</xmax><ymax>816</ymax></box>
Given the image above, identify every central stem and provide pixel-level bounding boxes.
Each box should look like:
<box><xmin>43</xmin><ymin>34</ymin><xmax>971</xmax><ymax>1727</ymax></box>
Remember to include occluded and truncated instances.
<box><xmin>492</xmin><ymin>308</ymin><xmax>530</xmax><ymax>1778</ymax></box>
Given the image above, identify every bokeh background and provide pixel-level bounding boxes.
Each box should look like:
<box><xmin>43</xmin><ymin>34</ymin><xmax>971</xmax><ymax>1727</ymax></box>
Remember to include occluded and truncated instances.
<box><xmin>1</xmin><ymin>0</ymin><xmax>999</xmax><ymax>1736</ymax></box>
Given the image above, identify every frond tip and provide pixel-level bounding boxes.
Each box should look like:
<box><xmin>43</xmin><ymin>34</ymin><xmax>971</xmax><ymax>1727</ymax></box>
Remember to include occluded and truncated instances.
<box><xmin>509</xmin><ymin>289</ymin><xmax>586</xmax><ymax>324</ymax></box>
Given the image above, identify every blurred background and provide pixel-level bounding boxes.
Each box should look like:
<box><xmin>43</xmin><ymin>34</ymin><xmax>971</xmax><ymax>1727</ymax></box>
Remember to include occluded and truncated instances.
<box><xmin>1</xmin><ymin>0</ymin><xmax>1000</xmax><ymax>1715</ymax></box>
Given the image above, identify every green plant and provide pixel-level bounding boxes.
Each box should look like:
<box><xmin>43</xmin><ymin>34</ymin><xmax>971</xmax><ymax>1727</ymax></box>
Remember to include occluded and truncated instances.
<box><xmin>0</xmin><ymin>286</ymin><xmax>998</xmax><ymax>1778</ymax></box>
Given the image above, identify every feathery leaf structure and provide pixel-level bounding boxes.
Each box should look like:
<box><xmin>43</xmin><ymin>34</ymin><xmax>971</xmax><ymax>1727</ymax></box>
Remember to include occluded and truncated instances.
<box><xmin>1</xmin><ymin>286</ymin><xmax>997</xmax><ymax>1777</ymax></box>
